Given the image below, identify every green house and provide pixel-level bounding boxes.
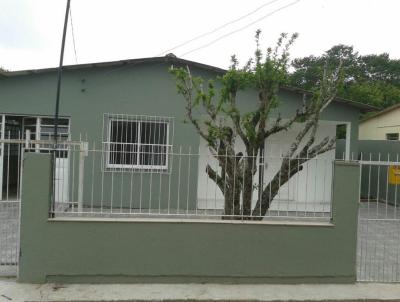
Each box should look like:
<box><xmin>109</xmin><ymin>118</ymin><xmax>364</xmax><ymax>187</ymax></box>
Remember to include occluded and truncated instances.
<box><xmin>0</xmin><ymin>55</ymin><xmax>373</xmax><ymax>217</ymax></box>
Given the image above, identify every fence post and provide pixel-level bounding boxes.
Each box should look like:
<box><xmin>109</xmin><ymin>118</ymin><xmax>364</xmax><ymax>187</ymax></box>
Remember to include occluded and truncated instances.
<box><xmin>24</xmin><ymin>129</ymin><xmax>30</xmax><ymax>149</ymax></box>
<box><xmin>77</xmin><ymin>142</ymin><xmax>88</xmax><ymax>214</ymax></box>
<box><xmin>331</xmin><ymin>160</ymin><xmax>360</xmax><ymax>224</ymax></box>
<box><xmin>19</xmin><ymin>153</ymin><xmax>52</xmax><ymax>283</ymax></box>
<box><xmin>330</xmin><ymin>160</ymin><xmax>360</xmax><ymax>283</ymax></box>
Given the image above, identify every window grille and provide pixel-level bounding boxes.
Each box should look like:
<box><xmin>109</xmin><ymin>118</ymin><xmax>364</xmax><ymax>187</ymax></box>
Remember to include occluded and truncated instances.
<box><xmin>103</xmin><ymin>114</ymin><xmax>174</xmax><ymax>172</ymax></box>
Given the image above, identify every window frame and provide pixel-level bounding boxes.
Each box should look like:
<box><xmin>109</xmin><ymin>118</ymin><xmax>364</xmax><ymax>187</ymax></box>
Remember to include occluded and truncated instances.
<box><xmin>104</xmin><ymin>116</ymin><xmax>172</xmax><ymax>171</ymax></box>
<box><xmin>386</xmin><ymin>133</ymin><xmax>399</xmax><ymax>141</ymax></box>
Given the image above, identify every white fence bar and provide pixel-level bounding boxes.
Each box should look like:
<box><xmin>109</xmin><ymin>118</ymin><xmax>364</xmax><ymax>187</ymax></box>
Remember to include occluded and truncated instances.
<box><xmin>50</xmin><ymin>142</ymin><xmax>335</xmax><ymax>222</ymax></box>
<box><xmin>0</xmin><ymin>133</ymin><xmax>78</xmax><ymax>274</ymax></box>
<box><xmin>77</xmin><ymin>142</ymin><xmax>88</xmax><ymax>214</ymax></box>
<box><xmin>0</xmin><ymin>134</ymin><xmax>24</xmax><ymax>273</ymax></box>
<box><xmin>0</xmin><ymin>201</ymin><xmax>20</xmax><ymax>273</ymax></box>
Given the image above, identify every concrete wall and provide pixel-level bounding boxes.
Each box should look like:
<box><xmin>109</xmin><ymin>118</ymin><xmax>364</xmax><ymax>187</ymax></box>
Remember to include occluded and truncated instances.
<box><xmin>19</xmin><ymin>153</ymin><xmax>360</xmax><ymax>284</ymax></box>
<box><xmin>359</xmin><ymin>107</ymin><xmax>400</xmax><ymax>140</ymax></box>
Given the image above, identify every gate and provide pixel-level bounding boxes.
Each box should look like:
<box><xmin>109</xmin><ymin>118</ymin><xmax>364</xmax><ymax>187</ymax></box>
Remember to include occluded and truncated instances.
<box><xmin>0</xmin><ymin>135</ymin><xmax>79</xmax><ymax>276</ymax></box>
<box><xmin>0</xmin><ymin>201</ymin><xmax>20</xmax><ymax>275</ymax></box>
<box><xmin>0</xmin><ymin>138</ymin><xmax>23</xmax><ymax>276</ymax></box>
<box><xmin>357</xmin><ymin>156</ymin><xmax>400</xmax><ymax>282</ymax></box>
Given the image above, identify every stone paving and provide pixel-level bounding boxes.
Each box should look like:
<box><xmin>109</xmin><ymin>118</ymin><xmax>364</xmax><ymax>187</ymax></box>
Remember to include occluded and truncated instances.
<box><xmin>2</xmin><ymin>278</ymin><xmax>400</xmax><ymax>302</ymax></box>
<box><xmin>357</xmin><ymin>202</ymin><xmax>400</xmax><ymax>282</ymax></box>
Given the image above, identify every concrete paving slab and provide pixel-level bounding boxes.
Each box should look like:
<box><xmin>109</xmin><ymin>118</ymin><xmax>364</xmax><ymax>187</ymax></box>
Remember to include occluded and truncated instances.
<box><xmin>1</xmin><ymin>278</ymin><xmax>400</xmax><ymax>302</ymax></box>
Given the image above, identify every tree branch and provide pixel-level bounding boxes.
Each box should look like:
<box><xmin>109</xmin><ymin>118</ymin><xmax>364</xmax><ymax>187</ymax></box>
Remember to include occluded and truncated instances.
<box><xmin>205</xmin><ymin>164</ymin><xmax>226</xmax><ymax>193</ymax></box>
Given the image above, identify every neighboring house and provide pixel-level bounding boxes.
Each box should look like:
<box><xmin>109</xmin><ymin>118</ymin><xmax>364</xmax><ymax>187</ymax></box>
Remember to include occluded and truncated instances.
<box><xmin>357</xmin><ymin>103</ymin><xmax>400</xmax><ymax>210</ymax></box>
<box><xmin>359</xmin><ymin>103</ymin><xmax>400</xmax><ymax>140</ymax></box>
<box><xmin>0</xmin><ymin>55</ymin><xmax>374</xmax><ymax>212</ymax></box>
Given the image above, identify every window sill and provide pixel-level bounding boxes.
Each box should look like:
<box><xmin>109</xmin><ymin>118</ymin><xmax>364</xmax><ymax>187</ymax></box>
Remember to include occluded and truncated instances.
<box><xmin>48</xmin><ymin>216</ymin><xmax>334</xmax><ymax>227</ymax></box>
<box><xmin>104</xmin><ymin>165</ymin><xmax>169</xmax><ymax>173</ymax></box>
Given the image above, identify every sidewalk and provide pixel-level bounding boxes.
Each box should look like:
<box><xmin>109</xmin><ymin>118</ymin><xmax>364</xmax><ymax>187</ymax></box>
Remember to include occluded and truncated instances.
<box><xmin>2</xmin><ymin>278</ymin><xmax>400</xmax><ymax>302</ymax></box>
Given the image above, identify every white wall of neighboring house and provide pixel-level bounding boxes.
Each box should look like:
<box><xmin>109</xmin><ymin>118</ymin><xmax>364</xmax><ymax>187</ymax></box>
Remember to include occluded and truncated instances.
<box><xmin>196</xmin><ymin>121</ymin><xmax>339</xmax><ymax>213</ymax></box>
<box><xmin>359</xmin><ymin>106</ymin><xmax>400</xmax><ymax>140</ymax></box>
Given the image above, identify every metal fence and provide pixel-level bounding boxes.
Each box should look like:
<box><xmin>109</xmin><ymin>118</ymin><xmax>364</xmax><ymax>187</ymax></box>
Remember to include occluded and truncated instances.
<box><xmin>0</xmin><ymin>134</ymin><xmax>77</xmax><ymax>275</ymax></box>
<box><xmin>357</xmin><ymin>153</ymin><xmax>400</xmax><ymax>282</ymax></box>
<box><xmin>0</xmin><ymin>201</ymin><xmax>19</xmax><ymax>274</ymax></box>
<box><xmin>49</xmin><ymin>142</ymin><xmax>334</xmax><ymax>221</ymax></box>
<box><xmin>0</xmin><ymin>137</ymin><xmax>23</xmax><ymax>275</ymax></box>
<box><xmin>0</xmin><ymin>134</ymin><xmax>337</xmax><ymax>277</ymax></box>
<box><xmin>2</xmin><ymin>135</ymin><xmax>399</xmax><ymax>279</ymax></box>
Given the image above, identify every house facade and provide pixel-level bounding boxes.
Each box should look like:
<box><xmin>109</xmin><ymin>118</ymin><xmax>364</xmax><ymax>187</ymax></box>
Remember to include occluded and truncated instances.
<box><xmin>359</xmin><ymin>103</ymin><xmax>400</xmax><ymax>140</ymax></box>
<box><xmin>0</xmin><ymin>56</ymin><xmax>373</xmax><ymax>214</ymax></box>
<box><xmin>0</xmin><ymin>55</ymin><xmax>382</xmax><ymax>284</ymax></box>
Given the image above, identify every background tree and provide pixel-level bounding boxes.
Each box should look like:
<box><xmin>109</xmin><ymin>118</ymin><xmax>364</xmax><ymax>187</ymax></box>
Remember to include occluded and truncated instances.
<box><xmin>171</xmin><ymin>31</ymin><xmax>343</xmax><ymax>220</ymax></box>
<box><xmin>290</xmin><ymin>45</ymin><xmax>400</xmax><ymax>109</ymax></box>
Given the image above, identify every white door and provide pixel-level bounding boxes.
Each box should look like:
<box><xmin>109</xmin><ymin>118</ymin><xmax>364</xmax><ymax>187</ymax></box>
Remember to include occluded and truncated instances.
<box><xmin>265</xmin><ymin>123</ymin><xmax>335</xmax><ymax>213</ymax></box>
<box><xmin>54</xmin><ymin>157</ymin><xmax>70</xmax><ymax>204</ymax></box>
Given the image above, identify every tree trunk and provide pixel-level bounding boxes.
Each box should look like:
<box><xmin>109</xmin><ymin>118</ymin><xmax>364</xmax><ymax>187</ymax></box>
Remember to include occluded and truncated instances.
<box><xmin>222</xmin><ymin>185</ymin><xmax>241</xmax><ymax>220</ymax></box>
<box><xmin>251</xmin><ymin>158</ymin><xmax>303</xmax><ymax>219</ymax></box>
<box><xmin>241</xmin><ymin>157</ymin><xmax>256</xmax><ymax>218</ymax></box>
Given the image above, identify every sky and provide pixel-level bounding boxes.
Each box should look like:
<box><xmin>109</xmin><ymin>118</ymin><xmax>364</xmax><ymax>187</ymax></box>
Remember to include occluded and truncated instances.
<box><xmin>1</xmin><ymin>0</ymin><xmax>399</xmax><ymax>71</ymax></box>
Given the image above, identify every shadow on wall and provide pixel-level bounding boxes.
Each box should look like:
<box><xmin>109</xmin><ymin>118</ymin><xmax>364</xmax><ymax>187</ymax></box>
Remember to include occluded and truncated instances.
<box><xmin>335</xmin><ymin>139</ymin><xmax>348</xmax><ymax>160</ymax></box>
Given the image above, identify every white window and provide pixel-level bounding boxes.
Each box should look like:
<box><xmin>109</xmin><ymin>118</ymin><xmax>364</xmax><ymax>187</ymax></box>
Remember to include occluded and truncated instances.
<box><xmin>104</xmin><ymin>114</ymin><xmax>173</xmax><ymax>170</ymax></box>
<box><xmin>22</xmin><ymin>117</ymin><xmax>70</xmax><ymax>154</ymax></box>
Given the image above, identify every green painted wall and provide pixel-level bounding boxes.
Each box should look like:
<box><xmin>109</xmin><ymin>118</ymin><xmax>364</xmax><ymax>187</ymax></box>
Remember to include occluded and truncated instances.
<box><xmin>19</xmin><ymin>153</ymin><xmax>360</xmax><ymax>284</ymax></box>
<box><xmin>0</xmin><ymin>62</ymin><xmax>361</xmax><ymax>147</ymax></box>
<box><xmin>1</xmin><ymin>62</ymin><xmax>361</xmax><ymax>210</ymax></box>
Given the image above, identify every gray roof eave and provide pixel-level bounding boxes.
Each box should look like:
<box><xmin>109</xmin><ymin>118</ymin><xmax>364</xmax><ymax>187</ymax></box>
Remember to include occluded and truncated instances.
<box><xmin>0</xmin><ymin>55</ymin><xmax>377</xmax><ymax>113</ymax></box>
<box><xmin>0</xmin><ymin>56</ymin><xmax>225</xmax><ymax>77</ymax></box>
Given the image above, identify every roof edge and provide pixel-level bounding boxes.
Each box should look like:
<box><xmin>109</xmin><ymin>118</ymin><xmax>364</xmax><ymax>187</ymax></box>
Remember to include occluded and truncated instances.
<box><xmin>0</xmin><ymin>55</ymin><xmax>226</xmax><ymax>77</ymax></box>
<box><xmin>282</xmin><ymin>86</ymin><xmax>378</xmax><ymax>113</ymax></box>
<box><xmin>0</xmin><ymin>55</ymin><xmax>377</xmax><ymax>113</ymax></box>
<box><xmin>360</xmin><ymin>102</ymin><xmax>400</xmax><ymax>123</ymax></box>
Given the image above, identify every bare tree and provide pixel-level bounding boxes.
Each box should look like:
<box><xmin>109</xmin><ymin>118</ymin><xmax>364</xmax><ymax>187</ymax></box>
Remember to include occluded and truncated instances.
<box><xmin>170</xmin><ymin>31</ymin><xmax>343</xmax><ymax>220</ymax></box>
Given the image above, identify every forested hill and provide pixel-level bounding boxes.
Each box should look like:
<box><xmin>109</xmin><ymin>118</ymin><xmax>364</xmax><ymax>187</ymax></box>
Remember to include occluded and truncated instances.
<box><xmin>289</xmin><ymin>45</ymin><xmax>400</xmax><ymax>110</ymax></box>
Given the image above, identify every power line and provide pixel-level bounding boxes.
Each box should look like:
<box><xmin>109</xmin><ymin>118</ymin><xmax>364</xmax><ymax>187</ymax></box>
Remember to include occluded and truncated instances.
<box><xmin>156</xmin><ymin>0</ymin><xmax>284</xmax><ymax>56</ymax></box>
<box><xmin>180</xmin><ymin>0</ymin><xmax>300</xmax><ymax>57</ymax></box>
<box><xmin>69</xmin><ymin>4</ymin><xmax>78</xmax><ymax>64</ymax></box>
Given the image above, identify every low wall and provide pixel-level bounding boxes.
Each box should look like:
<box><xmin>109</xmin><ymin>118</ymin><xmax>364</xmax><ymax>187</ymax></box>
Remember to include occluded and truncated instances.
<box><xmin>18</xmin><ymin>153</ymin><xmax>360</xmax><ymax>284</ymax></box>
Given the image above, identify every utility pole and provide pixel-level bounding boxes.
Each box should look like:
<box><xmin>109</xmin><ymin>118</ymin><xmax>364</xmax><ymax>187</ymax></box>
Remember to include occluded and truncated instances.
<box><xmin>51</xmin><ymin>0</ymin><xmax>70</xmax><ymax>218</ymax></box>
<box><xmin>54</xmin><ymin>0</ymin><xmax>71</xmax><ymax>148</ymax></box>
